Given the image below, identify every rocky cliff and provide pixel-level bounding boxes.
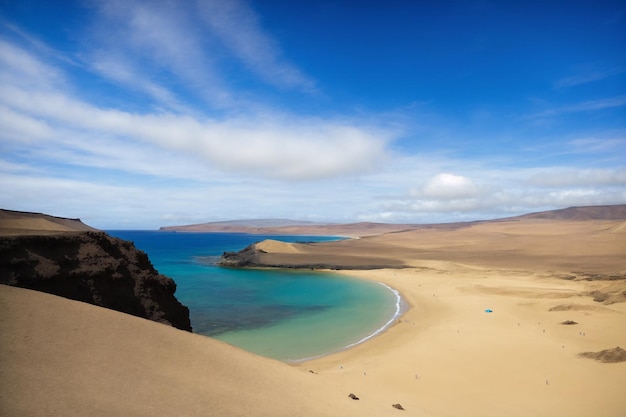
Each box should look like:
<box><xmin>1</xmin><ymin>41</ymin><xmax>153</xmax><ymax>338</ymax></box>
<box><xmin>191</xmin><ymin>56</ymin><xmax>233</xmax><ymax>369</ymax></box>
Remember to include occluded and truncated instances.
<box><xmin>0</xmin><ymin>230</ymin><xmax>192</xmax><ymax>331</ymax></box>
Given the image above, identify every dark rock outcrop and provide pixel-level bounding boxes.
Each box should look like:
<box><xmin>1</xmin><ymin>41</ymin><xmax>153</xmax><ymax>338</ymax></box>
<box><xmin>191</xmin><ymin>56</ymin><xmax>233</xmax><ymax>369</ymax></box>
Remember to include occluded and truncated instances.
<box><xmin>0</xmin><ymin>231</ymin><xmax>192</xmax><ymax>331</ymax></box>
<box><xmin>579</xmin><ymin>346</ymin><xmax>626</xmax><ymax>363</ymax></box>
<box><xmin>220</xmin><ymin>244</ymin><xmax>261</xmax><ymax>268</ymax></box>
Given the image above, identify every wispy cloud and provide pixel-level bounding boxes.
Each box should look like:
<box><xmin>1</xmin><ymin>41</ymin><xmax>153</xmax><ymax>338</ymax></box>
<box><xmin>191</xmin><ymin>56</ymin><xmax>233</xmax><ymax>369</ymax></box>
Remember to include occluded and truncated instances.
<box><xmin>0</xmin><ymin>39</ymin><xmax>64</xmax><ymax>90</ymax></box>
<box><xmin>84</xmin><ymin>0</ymin><xmax>316</xmax><ymax>111</ymax></box>
<box><xmin>0</xmin><ymin>40</ymin><xmax>392</xmax><ymax>181</ymax></box>
<box><xmin>87</xmin><ymin>0</ymin><xmax>234</xmax><ymax>109</ymax></box>
<box><xmin>1</xmin><ymin>20</ymin><xmax>82</xmax><ymax>68</ymax></box>
<box><xmin>88</xmin><ymin>53</ymin><xmax>196</xmax><ymax>115</ymax></box>
<box><xmin>196</xmin><ymin>0</ymin><xmax>317</xmax><ymax>92</ymax></box>
<box><xmin>554</xmin><ymin>67</ymin><xmax>624</xmax><ymax>89</ymax></box>
<box><xmin>521</xmin><ymin>95</ymin><xmax>626</xmax><ymax>121</ymax></box>
<box><xmin>568</xmin><ymin>136</ymin><xmax>626</xmax><ymax>154</ymax></box>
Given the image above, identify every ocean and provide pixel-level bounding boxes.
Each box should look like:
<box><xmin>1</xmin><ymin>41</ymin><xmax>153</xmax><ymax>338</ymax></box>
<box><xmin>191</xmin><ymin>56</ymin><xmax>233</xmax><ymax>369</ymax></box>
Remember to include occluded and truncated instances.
<box><xmin>107</xmin><ymin>231</ymin><xmax>402</xmax><ymax>362</ymax></box>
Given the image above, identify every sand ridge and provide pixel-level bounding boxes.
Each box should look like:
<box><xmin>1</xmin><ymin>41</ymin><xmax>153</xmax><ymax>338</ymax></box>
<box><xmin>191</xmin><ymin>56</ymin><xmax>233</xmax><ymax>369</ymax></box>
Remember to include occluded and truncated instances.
<box><xmin>247</xmin><ymin>219</ymin><xmax>626</xmax><ymax>275</ymax></box>
<box><xmin>0</xmin><ymin>209</ymin><xmax>98</xmax><ymax>235</ymax></box>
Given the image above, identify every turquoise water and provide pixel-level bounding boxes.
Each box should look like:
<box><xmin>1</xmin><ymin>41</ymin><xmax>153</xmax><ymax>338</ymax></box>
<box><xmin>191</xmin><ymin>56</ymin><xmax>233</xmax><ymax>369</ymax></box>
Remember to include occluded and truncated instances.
<box><xmin>107</xmin><ymin>231</ymin><xmax>401</xmax><ymax>361</ymax></box>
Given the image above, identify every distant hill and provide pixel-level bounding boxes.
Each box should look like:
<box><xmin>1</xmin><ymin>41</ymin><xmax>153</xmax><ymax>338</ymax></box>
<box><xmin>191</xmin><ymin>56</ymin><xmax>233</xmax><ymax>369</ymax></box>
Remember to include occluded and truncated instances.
<box><xmin>508</xmin><ymin>205</ymin><xmax>626</xmax><ymax>221</ymax></box>
<box><xmin>160</xmin><ymin>204</ymin><xmax>626</xmax><ymax>237</ymax></box>
<box><xmin>0</xmin><ymin>209</ymin><xmax>99</xmax><ymax>236</ymax></box>
<box><xmin>160</xmin><ymin>220</ymin><xmax>415</xmax><ymax>236</ymax></box>
<box><xmin>164</xmin><ymin>218</ymin><xmax>326</xmax><ymax>229</ymax></box>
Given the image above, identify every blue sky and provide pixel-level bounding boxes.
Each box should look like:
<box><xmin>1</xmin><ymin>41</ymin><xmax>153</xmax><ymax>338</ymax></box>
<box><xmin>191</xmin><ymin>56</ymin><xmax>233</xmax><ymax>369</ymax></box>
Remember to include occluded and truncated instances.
<box><xmin>1</xmin><ymin>0</ymin><xmax>624</xmax><ymax>229</ymax></box>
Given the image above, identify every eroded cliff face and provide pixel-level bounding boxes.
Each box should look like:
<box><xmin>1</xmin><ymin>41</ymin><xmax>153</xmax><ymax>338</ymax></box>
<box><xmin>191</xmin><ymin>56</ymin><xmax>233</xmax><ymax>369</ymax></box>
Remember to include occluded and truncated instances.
<box><xmin>0</xmin><ymin>231</ymin><xmax>192</xmax><ymax>331</ymax></box>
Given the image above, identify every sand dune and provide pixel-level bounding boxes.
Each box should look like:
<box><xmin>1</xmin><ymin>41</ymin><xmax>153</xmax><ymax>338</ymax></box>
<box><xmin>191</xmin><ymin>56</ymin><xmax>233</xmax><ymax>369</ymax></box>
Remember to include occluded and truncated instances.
<box><xmin>0</xmin><ymin>284</ymin><xmax>381</xmax><ymax>417</ymax></box>
<box><xmin>2</xmin><ymin>212</ymin><xmax>626</xmax><ymax>416</ymax></box>
<box><xmin>256</xmin><ymin>239</ymin><xmax>303</xmax><ymax>253</ymax></box>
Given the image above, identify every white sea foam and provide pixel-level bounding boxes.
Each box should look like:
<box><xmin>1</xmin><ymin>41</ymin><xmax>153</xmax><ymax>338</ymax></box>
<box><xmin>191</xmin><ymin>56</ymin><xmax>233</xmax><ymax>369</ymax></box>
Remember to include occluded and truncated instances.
<box><xmin>342</xmin><ymin>282</ymin><xmax>405</xmax><ymax>349</ymax></box>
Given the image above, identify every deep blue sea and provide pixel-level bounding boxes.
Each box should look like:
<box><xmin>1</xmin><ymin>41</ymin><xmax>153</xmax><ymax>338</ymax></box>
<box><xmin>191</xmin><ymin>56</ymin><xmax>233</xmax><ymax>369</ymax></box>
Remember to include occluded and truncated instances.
<box><xmin>107</xmin><ymin>231</ymin><xmax>401</xmax><ymax>362</ymax></box>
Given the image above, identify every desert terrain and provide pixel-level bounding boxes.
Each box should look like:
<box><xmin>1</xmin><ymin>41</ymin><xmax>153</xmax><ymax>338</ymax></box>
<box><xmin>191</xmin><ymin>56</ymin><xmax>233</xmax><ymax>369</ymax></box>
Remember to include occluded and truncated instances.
<box><xmin>1</xmin><ymin>206</ymin><xmax>625</xmax><ymax>416</ymax></box>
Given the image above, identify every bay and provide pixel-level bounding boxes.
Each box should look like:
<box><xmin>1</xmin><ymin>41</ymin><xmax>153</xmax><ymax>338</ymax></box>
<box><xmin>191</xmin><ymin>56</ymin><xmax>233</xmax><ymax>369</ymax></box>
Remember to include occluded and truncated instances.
<box><xmin>107</xmin><ymin>231</ymin><xmax>401</xmax><ymax>361</ymax></box>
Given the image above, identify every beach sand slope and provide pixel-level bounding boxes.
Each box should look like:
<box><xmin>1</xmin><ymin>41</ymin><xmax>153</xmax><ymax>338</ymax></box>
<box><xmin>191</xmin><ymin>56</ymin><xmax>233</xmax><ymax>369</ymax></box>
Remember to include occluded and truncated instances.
<box><xmin>1</xmin><ymin>284</ymin><xmax>407</xmax><ymax>417</ymax></box>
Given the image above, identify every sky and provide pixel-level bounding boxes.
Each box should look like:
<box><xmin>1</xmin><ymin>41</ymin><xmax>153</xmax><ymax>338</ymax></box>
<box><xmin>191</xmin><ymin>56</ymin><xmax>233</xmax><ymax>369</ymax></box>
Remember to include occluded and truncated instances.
<box><xmin>1</xmin><ymin>0</ymin><xmax>625</xmax><ymax>229</ymax></box>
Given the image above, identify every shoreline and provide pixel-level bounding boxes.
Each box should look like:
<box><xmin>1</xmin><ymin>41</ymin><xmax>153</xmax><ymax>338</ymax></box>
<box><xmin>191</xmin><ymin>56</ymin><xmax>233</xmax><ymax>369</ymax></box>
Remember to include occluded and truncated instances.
<box><xmin>341</xmin><ymin>282</ymin><xmax>407</xmax><ymax>350</ymax></box>
<box><xmin>287</xmin><ymin>280</ymin><xmax>408</xmax><ymax>364</ymax></box>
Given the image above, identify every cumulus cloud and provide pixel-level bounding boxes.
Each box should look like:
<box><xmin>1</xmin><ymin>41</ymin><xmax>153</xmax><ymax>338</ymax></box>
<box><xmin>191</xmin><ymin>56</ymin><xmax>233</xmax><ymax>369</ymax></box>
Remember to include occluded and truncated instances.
<box><xmin>418</xmin><ymin>173</ymin><xmax>479</xmax><ymax>199</ymax></box>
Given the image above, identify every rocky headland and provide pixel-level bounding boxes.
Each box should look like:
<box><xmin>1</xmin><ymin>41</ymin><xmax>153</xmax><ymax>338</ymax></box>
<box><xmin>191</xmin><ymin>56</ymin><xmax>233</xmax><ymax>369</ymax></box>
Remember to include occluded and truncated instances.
<box><xmin>0</xmin><ymin>210</ymin><xmax>191</xmax><ymax>331</ymax></box>
<box><xmin>219</xmin><ymin>240</ymin><xmax>407</xmax><ymax>270</ymax></box>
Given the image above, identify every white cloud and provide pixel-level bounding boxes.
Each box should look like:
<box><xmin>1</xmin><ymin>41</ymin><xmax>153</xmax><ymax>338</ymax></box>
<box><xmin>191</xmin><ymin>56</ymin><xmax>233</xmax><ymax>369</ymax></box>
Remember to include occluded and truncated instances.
<box><xmin>0</xmin><ymin>89</ymin><xmax>390</xmax><ymax>181</ymax></box>
<box><xmin>357</xmin><ymin>162</ymin><xmax>626</xmax><ymax>224</ymax></box>
<box><xmin>0</xmin><ymin>39</ymin><xmax>63</xmax><ymax>90</ymax></box>
<box><xmin>0</xmin><ymin>105</ymin><xmax>55</xmax><ymax>141</ymax></box>
<box><xmin>418</xmin><ymin>173</ymin><xmax>479</xmax><ymax>200</ymax></box>
<box><xmin>0</xmin><ymin>40</ymin><xmax>391</xmax><ymax>181</ymax></box>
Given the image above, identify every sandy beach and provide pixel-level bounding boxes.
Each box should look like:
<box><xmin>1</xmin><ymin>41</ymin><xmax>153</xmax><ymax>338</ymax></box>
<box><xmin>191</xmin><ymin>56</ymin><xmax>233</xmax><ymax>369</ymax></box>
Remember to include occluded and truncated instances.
<box><xmin>2</xmin><ymin>216</ymin><xmax>625</xmax><ymax>416</ymax></box>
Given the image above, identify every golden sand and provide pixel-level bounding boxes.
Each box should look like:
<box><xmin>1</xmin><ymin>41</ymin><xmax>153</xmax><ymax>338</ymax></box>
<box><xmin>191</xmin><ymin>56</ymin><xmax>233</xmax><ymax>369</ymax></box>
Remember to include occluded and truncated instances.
<box><xmin>2</xmin><ymin>218</ymin><xmax>625</xmax><ymax>416</ymax></box>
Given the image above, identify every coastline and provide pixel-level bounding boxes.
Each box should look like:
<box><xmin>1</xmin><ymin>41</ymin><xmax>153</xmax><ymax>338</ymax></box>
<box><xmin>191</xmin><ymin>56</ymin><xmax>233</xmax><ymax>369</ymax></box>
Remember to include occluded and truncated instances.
<box><xmin>341</xmin><ymin>282</ymin><xmax>407</xmax><ymax>350</ymax></box>
<box><xmin>288</xmin><ymin>280</ymin><xmax>407</xmax><ymax>363</ymax></box>
<box><xmin>3</xmin><ymin>214</ymin><xmax>625</xmax><ymax>416</ymax></box>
